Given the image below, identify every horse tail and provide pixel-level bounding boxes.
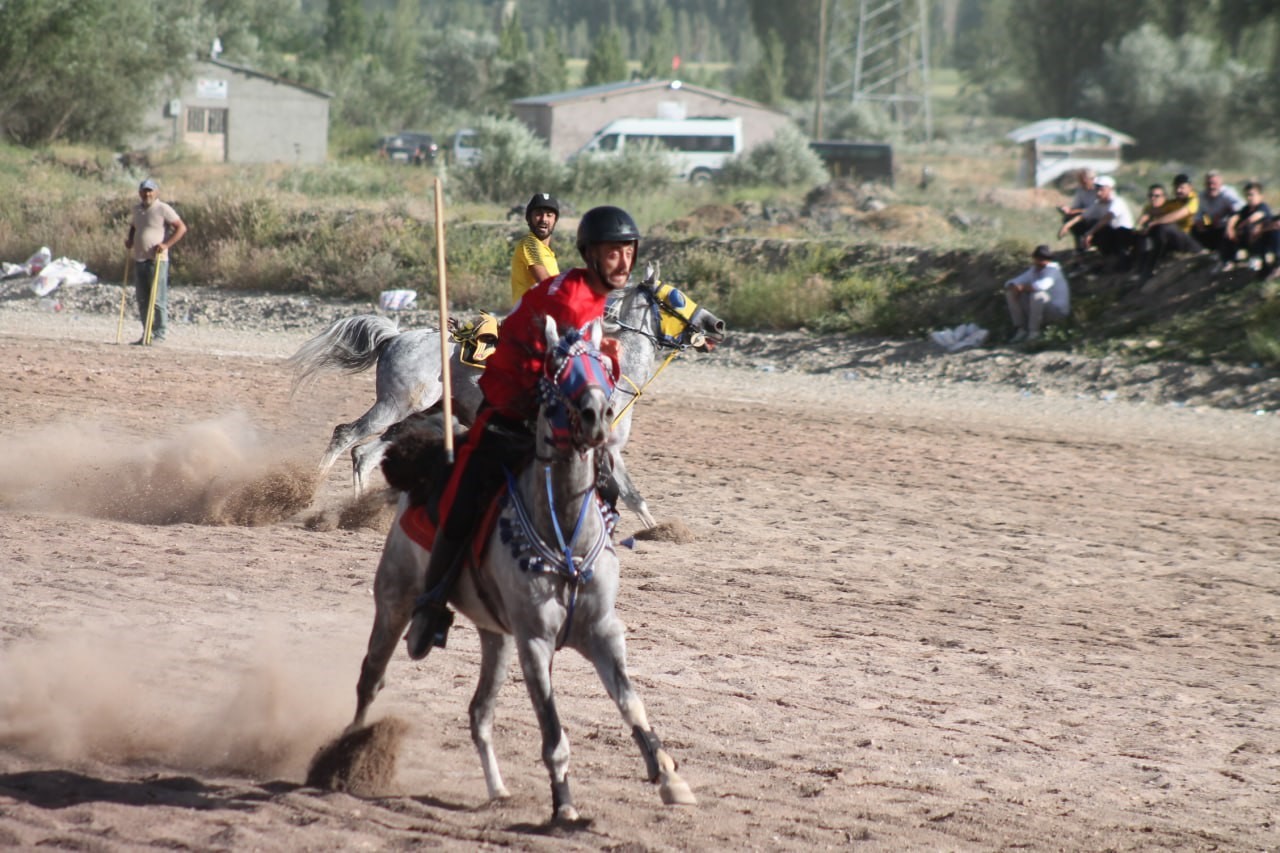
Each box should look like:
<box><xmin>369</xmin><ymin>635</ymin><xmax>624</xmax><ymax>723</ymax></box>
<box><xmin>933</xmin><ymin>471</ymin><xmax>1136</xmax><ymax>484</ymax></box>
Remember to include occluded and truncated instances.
<box><xmin>286</xmin><ymin>314</ymin><xmax>402</xmax><ymax>396</ymax></box>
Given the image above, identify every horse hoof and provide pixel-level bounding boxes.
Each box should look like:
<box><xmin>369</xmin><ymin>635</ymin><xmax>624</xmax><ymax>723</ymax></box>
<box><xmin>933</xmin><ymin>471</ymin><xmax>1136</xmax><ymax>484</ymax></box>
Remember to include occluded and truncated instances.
<box><xmin>660</xmin><ymin>776</ymin><xmax>697</xmax><ymax>806</ymax></box>
<box><xmin>553</xmin><ymin>804</ymin><xmax>580</xmax><ymax>823</ymax></box>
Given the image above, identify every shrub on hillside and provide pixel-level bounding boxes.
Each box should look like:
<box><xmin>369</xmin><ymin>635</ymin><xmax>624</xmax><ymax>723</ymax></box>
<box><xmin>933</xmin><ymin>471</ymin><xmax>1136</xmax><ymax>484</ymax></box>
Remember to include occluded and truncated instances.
<box><xmin>715</xmin><ymin>125</ymin><xmax>828</xmax><ymax>189</ymax></box>
<box><xmin>452</xmin><ymin>116</ymin><xmax>565</xmax><ymax>204</ymax></box>
<box><xmin>1081</xmin><ymin>25</ymin><xmax>1246</xmax><ymax>163</ymax></box>
<box><xmin>564</xmin><ymin>144</ymin><xmax>674</xmax><ymax>199</ymax></box>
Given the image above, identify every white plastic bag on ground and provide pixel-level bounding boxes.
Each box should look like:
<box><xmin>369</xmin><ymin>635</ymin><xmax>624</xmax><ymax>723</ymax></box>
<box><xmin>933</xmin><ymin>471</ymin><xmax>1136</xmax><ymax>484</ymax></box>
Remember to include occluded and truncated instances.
<box><xmin>25</xmin><ymin>247</ymin><xmax>52</xmax><ymax>276</ymax></box>
<box><xmin>379</xmin><ymin>289</ymin><xmax>417</xmax><ymax>311</ymax></box>
<box><xmin>29</xmin><ymin>257</ymin><xmax>98</xmax><ymax>296</ymax></box>
<box><xmin>930</xmin><ymin>322</ymin><xmax>989</xmax><ymax>353</ymax></box>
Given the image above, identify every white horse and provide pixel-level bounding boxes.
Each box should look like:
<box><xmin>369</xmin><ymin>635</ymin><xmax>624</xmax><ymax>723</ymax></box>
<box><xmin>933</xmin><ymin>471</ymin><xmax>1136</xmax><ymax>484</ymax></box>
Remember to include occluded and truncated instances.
<box><xmin>287</xmin><ymin>266</ymin><xmax>726</xmax><ymax>526</ymax></box>
<box><xmin>346</xmin><ymin>317</ymin><xmax>695</xmax><ymax>821</ymax></box>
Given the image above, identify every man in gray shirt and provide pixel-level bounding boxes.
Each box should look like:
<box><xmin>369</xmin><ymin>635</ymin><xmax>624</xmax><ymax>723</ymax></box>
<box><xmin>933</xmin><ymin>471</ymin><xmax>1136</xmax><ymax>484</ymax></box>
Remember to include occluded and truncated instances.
<box><xmin>124</xmin><ymin>178</ymin><xmax>187</xmax><ymax>344</ymax></box>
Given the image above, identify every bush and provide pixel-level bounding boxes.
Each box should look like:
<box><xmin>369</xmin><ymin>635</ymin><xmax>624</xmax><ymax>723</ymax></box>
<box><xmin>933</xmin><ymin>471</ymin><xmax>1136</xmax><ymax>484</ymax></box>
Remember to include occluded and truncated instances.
<box><xmin>564</xmin><ymin>144</ymin><xmax>675</xmax><ymax>199</ymax></box>
<box><xmin>1081</xmin><ymin>25</ymin><xmax>1247</xmax><ymax>163</ymax></box>
<box><xmin>820</xmin><ymin>101</ymin><xmax>896</xmax><ymax>142</ymax></box>
<box><xmin>716</xmin><ymin>125</ymin><xmax>828</xmax><ymax>189</ymax></box>
<box><xmin>451</xmin><ymin>116</ymin><xmax>564</xmax><ymax>204</ymax></box>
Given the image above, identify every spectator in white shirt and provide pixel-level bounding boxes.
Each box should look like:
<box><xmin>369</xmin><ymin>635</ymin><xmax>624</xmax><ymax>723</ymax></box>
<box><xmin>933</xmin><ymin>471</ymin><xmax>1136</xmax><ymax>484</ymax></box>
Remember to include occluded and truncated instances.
<box><xmin>1005</xmin><ymin>244</ymin><xmax>1071</xmax><ymax>343</ymax></box>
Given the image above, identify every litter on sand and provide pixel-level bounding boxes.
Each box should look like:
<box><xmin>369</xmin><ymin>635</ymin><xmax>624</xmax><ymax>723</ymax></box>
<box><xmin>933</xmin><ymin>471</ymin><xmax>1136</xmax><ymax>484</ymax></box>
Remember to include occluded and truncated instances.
<box><xmin>2</xmin><ymin>246</ymin><xmax>99</xmax><ymax>296</ymax></box>
<box><xmin>379</xmin><ymin>289</ymin><xmax>417</xmax><ymax>311</ymax></box>
<box><xmin>930</xmin><ymin>322</ymin><xmax>989</xmax><ymax>353</ymax></box>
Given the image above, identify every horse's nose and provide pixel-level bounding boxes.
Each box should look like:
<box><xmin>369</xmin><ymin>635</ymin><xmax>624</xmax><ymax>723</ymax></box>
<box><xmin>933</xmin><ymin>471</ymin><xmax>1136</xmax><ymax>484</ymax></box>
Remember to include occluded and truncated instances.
<box><xmin>577</xmin><ymin>398</ymin><xmax>609</xmax><ymax>446</ymax></box>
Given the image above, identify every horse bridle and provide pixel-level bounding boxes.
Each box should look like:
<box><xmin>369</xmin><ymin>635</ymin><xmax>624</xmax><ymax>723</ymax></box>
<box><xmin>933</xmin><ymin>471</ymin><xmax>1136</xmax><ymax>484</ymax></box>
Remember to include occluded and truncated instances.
<box><xmin>606</xmin><ymin>284</ymin><xmax>705</xmax><ymax>428</ymax></box>
<box><xmin>536</xmin><ymin>328</ymin><xmax>617</xmax><ymax>458</ymax></box>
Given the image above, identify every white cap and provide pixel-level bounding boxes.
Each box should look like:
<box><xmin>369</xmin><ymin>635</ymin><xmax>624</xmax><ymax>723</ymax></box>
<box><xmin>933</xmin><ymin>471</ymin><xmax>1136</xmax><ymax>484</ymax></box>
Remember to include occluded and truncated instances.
<box><xmin>1095</xmin><ymin>175</ymin><xmax>1115</xmax><ymax>188</ymax></box>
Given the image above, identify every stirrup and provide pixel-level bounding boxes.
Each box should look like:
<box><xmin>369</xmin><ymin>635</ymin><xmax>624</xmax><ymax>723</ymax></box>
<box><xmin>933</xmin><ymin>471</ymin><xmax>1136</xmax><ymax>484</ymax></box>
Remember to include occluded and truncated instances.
<box><xmin>405</xmin><ymin>597</ymin><xmax>454</xmax><ymax>660</ymax></box>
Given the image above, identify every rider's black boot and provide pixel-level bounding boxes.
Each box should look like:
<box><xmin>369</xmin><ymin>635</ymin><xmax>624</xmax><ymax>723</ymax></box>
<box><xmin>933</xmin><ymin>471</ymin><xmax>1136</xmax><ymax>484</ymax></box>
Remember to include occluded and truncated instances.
<box><xmin>405</xmin><ymin>533</ymin><xmax>466</xmax><ymax>660</ymax></box>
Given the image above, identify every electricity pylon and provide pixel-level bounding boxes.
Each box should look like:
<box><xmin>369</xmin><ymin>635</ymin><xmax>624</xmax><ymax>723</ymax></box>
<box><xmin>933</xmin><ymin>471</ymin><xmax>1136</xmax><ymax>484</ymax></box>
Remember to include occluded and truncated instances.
<box><xmin>816</xmin><ymin>0</ymin><xmax>932</xmax><ymax>141</ymax></box>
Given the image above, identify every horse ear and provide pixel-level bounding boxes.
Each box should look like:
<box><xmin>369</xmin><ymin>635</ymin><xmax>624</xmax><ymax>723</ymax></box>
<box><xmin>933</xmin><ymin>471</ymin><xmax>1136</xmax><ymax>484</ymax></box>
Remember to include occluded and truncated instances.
<box><xmin>543</xmin><ymin>315</ymin><xmax>559</xmax><ymax>350</ymax></box>
<box><xmin>641</xmin><ymin>260</ymin><xmax>660</xmax><ymax>289</ymax></box>
<box><xmin>586</xmin><ymin>319</ymin><xmax>602</xmax><ymax>348</ymax></box>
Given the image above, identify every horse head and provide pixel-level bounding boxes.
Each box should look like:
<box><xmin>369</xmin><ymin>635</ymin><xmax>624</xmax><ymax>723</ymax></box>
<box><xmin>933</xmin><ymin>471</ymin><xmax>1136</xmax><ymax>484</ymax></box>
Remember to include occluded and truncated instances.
<box><xmin>539</xmin><ymin>317</ymin><xmax>618</xmax><ymax>453</ymax></box>
<box><xmin>609</xmin><ymin>261</ymin><xmax>727</xmax><ymax>353</ymax></box>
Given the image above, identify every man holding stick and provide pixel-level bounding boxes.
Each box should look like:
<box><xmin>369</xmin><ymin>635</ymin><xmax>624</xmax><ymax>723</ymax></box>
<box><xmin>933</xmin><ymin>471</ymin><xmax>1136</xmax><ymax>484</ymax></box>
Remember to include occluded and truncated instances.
<box><xmin>405</xmin><ymin>205</ymin><xmax>640</xmax><ymax>660</ymax></box>
<box><xmin>124</xmin><ymin>178</ymin><xmax>187</xmax><ymax>344</ymax></box>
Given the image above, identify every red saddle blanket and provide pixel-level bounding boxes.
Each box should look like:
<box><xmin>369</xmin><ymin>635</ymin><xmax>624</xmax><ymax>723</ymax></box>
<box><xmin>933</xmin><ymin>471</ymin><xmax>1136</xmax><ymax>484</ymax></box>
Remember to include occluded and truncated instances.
<box><xmin>399</xmin><ymin>485</ymin><xmax>507</xmax><ymax>563</ymax></box>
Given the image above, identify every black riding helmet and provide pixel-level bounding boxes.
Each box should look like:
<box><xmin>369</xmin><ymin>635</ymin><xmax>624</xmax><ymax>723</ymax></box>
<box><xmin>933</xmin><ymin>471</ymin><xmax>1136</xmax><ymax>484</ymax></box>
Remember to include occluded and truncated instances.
<box><xmin>576</xmin><ymin>205</ymin><xmax>641</xmax><ymax>260</ymax></box>
<box><xmin>525</xmin><ymin>192</ymin><xmax>560</xmax><ymax>222</ymax></box>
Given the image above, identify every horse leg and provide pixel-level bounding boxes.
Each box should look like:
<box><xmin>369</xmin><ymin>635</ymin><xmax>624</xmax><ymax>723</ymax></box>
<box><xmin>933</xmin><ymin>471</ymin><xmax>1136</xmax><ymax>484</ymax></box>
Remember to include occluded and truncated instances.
<box><xmin>351</xmin><ymin>439</ymin><xmax>389</xmax><ymax>495</ymax></box>
<box><xmin>581</xmin><ymin>616</ymin><xmax>696</xmax><ymax>806</ymax></box>
<box><xmin>611</xmin><ymin>455</ymin><xmax>656</xmax><ymax>528</ymax></box>
<box><xmin>319</xmin><ymin>420</ymin><xmax>364</xmax><ymax>478</ymax></box>
<box><xmin>349</xmin><ymin>517</ymin><xmax>426</xmax><ymax>732</ymax></box>
<box><xmin>321</xmin><ymin>396</ymin><xmax>416</xmax><ymax>482</ymax></box>
<box><xmin>469</xmin><ymin>628</ymin><xmax>514</xmax><ymax>801</ymax></box>
<box><xmin>517</xmin><ymin>635</ymin><xmax>578</xmax><ymax>822</ymax></box>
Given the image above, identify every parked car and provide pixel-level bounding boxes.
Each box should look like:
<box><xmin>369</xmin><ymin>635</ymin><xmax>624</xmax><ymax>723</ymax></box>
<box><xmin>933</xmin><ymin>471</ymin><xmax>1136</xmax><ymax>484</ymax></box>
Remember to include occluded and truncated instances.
<box><xmin>451</xmin><ymin>129</ymin><xmax>480</xmax><ymax>167</ymax></box>
<box><xmin>376</xmin><ymin>131</ymin><xmax>438</xmax><ymax>165</ymax></box>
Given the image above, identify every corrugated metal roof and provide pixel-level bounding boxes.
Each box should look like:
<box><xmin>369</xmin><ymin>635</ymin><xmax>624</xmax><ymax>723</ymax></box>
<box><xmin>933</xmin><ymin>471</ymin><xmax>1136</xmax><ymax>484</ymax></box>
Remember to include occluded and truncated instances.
<box><xmin>1007</xmin><ymin>117</ymin><xmax>1135</xmax><ymax>146</ymax></box>
<box><xmin>512</xmin><ymin>79</ymin><xmax>786</xmax><ymax>115</ymax></box>
<box><xmin>206</xmin><ymin>58</ymin><xmax>333</xmax><ymax>99</ymax></box>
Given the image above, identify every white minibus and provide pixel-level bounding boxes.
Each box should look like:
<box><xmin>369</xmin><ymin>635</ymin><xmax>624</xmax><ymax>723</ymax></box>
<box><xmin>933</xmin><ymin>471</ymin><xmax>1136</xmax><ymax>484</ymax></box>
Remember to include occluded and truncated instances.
<box><xmin>575</xmin><ymin>117</ymin><xmax>743</xmax><ymax>183</ymax></box>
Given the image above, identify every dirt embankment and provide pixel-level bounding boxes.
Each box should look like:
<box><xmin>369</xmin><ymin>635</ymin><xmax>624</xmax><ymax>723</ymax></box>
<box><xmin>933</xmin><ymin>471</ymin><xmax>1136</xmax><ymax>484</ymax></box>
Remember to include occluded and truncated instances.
<box><xmin>5</xmin><ymin>270</ymin><xmax>1278</xmax><ymax>414</ymax></box>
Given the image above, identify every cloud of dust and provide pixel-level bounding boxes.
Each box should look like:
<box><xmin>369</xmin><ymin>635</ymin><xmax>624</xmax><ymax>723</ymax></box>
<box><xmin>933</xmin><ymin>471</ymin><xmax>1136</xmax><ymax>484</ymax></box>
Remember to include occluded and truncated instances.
<box><xmin>0</xmin><ymin>413</ymin><xmax>317</xmax><ymax>525</ymax></box>
<box><xmin>0</xmin><ymin>630</ymin><xmax>359</xmax><ymax>781</ymax></box>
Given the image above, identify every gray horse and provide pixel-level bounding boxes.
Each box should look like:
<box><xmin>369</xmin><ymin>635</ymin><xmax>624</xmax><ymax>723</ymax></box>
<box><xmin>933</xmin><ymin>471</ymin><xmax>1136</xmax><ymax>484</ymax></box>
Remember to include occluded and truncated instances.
<box><xmin>287</xmin><ymin>266</ymin><xmax>726</xmax><ymax>526</ymax></box>
<box><xmin>347</xmin><ymin>317</ymin><xmax>695</xmax><ymax>821</ymax></box>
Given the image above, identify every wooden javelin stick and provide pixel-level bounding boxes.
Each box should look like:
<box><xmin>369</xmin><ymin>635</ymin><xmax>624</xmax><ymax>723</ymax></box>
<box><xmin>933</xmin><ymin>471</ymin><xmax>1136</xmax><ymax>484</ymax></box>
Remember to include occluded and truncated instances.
<box><xmin>434</xmin><ymin>177</ymin><xmax>455</xmax><ymax>464</ymax></box>
<box><xmin>142</xmin><ymin>249</ymin><xmax>164</xmax><ymax>345</ymax></box>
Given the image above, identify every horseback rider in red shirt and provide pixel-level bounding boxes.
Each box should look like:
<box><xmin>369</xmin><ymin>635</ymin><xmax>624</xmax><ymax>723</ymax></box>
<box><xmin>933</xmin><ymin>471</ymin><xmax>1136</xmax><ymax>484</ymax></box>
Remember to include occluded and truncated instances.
<box><xmin>405</xmin><ymin>206</ymin><xmax>641</xmax><ymax>660</ymax></box>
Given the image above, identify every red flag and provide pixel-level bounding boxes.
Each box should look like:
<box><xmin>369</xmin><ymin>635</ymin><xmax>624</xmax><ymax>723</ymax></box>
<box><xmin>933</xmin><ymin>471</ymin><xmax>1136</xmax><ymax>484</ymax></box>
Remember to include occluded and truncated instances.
<box><xmin>672</xmin><ymin>55</ymin><xmax>681</xmax><ymax>71</ymax></box>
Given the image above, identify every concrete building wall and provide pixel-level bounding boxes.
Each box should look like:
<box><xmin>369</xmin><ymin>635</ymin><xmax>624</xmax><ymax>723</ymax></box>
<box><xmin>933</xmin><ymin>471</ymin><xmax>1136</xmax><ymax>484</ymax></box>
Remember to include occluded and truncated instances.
<box><xmin>134</xmin><ymin>60</ymin><xmax>329</xmax><ymax>164</ymax></box>
<box><xmin>218</xmin><ymin>72</ymin><xmax>329</xmax><ymax>164</ymax></box>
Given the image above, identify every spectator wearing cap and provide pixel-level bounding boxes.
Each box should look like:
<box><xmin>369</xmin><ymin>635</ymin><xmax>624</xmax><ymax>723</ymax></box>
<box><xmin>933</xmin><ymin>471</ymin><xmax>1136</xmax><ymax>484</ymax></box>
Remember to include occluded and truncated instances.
<box><xmin>1004</xmin><ymin>244</ymin><xmax>1071</xmax><ymax>343</ymax></box>
<box><xmin>510</xmin><ymin>192</ymin><xmax>561</xmax><ymax>303</ymax></box>
<box><xmin>123</xmin><ymin>178</ymin><xmax>187</xmax><ymax>345</ymax></box>
<box><xmin>1193</xmin><ymin>170</ymin><xmax>1243</xmax><ymax>262</ymax></box>
<box><xmin>1074</xmin><ymin>175</ymin><xmax>1135</xmax><ymax>262</ymax></box>
<box><xmin>1132</xmin><ymin>174</ymin><xmax>1202</xmax><ymax>281</ymax></box>
<box><xmin>1056</xmin><ymin>168</ymin><xmax>1099</xmax><ymax>252</ymax></box>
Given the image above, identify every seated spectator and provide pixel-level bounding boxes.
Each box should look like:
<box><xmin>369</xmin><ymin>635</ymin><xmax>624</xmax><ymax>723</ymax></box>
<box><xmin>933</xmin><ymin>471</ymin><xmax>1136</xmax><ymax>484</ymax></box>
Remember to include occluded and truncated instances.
<box><xmin>1132</xmin><ymin>174</ymin><xmax>1202</xmax><ymax>281</ymax></box>
<box><xmin>1193</xmin><ymin>170</ymin><xmax>1243</xmax><ymax>260</ymax></box>
<box><xmin>1004</xmin><ymin>244</ymin><xmax>1070</xmax><ymax>343</ymax></box>
<box><xmin>1221</xmin><ymin>182</ymin><xmax>1279</xmax><ymax>273</ymax></box>
<box><xmin>1069</xmin><ymin>176</ymin><xmax>1134</xmax><ymax>263</ymax></box>
<box><xmin>1056</xmin><ymin>168</ymin><xmax>1098</xmax><ymax>252</ymax></box>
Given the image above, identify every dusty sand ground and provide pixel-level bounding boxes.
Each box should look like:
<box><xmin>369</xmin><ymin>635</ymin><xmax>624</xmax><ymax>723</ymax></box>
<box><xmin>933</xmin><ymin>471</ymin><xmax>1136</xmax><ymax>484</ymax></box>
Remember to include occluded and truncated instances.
<box><xmin>0</xmin><ymin>305</ymin><xmax>1277</xmax><ymax>851</ymax></box>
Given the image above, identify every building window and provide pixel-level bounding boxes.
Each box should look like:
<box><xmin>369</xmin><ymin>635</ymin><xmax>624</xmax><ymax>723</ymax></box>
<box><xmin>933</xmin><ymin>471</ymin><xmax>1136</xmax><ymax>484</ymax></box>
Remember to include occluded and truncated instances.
<box><xmin>186</xmin><ymin>108</ymin><xmax>207</xmax><ymax>133</ymax></box>
<box><xmin>206</xmin><ymin>109</ymin><xmax>227</xmax><ymax>134</ymax></box>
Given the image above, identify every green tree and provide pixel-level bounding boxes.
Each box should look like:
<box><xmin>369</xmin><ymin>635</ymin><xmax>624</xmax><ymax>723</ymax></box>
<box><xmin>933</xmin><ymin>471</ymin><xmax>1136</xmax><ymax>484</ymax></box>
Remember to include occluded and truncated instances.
<box><xmin>583</xmin><ymin>26</ymin><xmax>627</xmax><ymax>86</ymax></box>
<box><xmin>498</xmin><ymin>7</ymin><xmax>527</xmax><ymax>62</ymax></box>
<box><xmin>747</xmin><ymin>0</ymin><xmax>820</xmax><ymax>100</ymax></box>
<box><xmin>1081</xmin><ymin>25</ymin><xmax>1245</xmax><ymax>161</ymax></box>
<box><xmin>325</xmin><ymin>0</ymin><xmax>366</xmax><ymax>59</ymax></box>
<box><xmin>639</xmin><ymin>7</ymin><xmax>677</xmax><ymax>79</ymax></box>
<box><xmin>0</xmin><ymin>0</ymin><xmax>203</xmax><ymax>145</ymax></box>
<box><xmin>737</xmin><ymin>31</ymin><xmax>785</xmax><ymax>106</ymax></box>
<box><xmin>535</xmin><ymin>29</ymin><xmax>569</xmax><ymax>93</ymax></box>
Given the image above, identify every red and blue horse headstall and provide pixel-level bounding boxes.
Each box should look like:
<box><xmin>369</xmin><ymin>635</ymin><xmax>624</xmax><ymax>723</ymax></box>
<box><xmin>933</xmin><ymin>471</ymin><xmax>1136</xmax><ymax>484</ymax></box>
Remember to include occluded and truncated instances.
<box><xmin>537</xmin><ymin>325</ymin><xmax>618</xmax><ymax>448</ymax></box>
